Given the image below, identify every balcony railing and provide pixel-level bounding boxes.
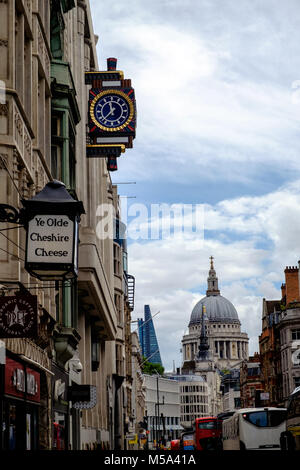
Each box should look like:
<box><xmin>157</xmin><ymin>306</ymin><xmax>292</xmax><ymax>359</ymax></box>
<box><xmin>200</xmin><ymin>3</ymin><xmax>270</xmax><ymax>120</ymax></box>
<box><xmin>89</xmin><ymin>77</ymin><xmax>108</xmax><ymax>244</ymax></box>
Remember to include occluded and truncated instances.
<box><xmin>127</xmin><ymin>274</ymin><xmax>135</xmax><ymax>311</ymax></box>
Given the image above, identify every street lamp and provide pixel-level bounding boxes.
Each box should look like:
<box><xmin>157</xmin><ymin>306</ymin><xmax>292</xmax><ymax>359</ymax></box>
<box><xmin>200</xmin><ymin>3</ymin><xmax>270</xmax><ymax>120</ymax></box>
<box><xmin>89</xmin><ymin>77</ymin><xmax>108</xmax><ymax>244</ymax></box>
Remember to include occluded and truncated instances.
<box><xmin>22</xmin><ymin>180</ymin><xmax>85</xmax><ymax>281</ymax></box>
<box><xmin>153</xmin><ymin>370</ymin><xmax>166</xmax><ymax>450</ymax></box>
<box><xmin>155</xmin><ymin>394</ymin><xmax>165</xmax><ymax>449</ymax></box>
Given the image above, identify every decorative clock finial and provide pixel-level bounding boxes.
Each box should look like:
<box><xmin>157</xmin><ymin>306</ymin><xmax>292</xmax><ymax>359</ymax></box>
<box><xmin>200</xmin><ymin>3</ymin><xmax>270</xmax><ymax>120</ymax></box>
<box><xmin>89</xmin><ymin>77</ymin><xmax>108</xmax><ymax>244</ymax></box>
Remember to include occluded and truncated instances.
<box><xmin>107</xmin><ymin>57</ymin><xmax>117</xmax><ymax>71</ymax></box>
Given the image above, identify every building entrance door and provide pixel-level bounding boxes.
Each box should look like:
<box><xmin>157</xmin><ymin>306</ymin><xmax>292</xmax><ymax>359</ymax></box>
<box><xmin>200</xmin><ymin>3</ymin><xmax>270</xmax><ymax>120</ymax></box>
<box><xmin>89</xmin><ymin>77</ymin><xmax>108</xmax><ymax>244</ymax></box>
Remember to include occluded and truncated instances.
<box><xmin>2</xmin><ymin>400</ymin><xmax>38</xmax><ymax>450</ymax></box>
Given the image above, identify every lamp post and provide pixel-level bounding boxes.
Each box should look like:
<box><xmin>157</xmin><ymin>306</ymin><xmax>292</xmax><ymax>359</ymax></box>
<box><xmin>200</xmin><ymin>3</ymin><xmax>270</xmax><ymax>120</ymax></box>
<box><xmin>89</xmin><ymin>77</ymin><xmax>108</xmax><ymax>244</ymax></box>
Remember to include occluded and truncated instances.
<box><xmin>154</xmin><ymin>372</ymin><xmax>165</xmax><ymax>450</ymax></box>
<box><xmin>21</xmin><ymin>180</ymin><xmax>85</xmax><ymax>281</ymax></box>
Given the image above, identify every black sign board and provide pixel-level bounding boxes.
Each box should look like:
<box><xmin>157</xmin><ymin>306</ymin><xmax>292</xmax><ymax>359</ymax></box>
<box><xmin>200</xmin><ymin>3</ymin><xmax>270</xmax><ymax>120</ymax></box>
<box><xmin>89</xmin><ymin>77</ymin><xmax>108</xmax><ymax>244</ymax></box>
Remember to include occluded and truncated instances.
<box><xmin>0</xmin><ymin>295</ymin><xmax>38</xmax><ymax>338</ymax></box>
<box><xmin>67</xmin><ymin>384</ymin><xmax>91</xmax><ymax>402</ymax></box>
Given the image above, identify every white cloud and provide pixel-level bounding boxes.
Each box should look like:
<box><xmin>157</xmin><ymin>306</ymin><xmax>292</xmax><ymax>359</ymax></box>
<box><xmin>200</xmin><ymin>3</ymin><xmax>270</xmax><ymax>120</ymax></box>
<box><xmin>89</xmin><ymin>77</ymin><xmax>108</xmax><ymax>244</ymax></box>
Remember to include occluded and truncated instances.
<box><xmin>89</xmin><ymin>0</ymin><xmax>300</xmax><ymax>371</ymax></box>
<box><xmin>90</xmin><ymin>0</ymin><xmax>300</xmax><ymax>186</ymax></box>
<box><xmin>128</xmin><ymin>181</ymin><xmax>300</xmax><ymax>370</ymax></box>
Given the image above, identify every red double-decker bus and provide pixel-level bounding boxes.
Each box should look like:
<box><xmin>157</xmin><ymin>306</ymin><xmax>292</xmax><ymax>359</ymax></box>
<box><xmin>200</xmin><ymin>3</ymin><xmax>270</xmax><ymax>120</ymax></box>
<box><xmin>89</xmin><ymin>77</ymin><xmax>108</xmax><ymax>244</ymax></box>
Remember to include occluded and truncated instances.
<box><xmin>194</xmin><ymin>417</ymin><xmax>222</xmax><ymax>451</ymax></box>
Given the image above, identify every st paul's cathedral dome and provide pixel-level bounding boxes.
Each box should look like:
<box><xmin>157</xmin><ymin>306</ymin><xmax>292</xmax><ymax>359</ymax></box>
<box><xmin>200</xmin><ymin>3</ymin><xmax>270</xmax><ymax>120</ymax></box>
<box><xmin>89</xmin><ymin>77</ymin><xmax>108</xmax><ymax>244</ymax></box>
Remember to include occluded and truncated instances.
<box><xmin>182</xmin><ymin>257</ymin><xmax>249</xmax><ymax>371</ymax></box>
<box><xmin>189</xmin><ymin>257</ymin><xmax>240</xmax><ymax>326</ymax></box>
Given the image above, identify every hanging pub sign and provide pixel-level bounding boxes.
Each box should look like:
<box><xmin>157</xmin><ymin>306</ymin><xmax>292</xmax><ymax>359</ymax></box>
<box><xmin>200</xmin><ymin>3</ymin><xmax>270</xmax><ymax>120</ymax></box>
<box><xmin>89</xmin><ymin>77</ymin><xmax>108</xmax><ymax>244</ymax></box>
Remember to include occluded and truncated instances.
<box><xmin>85</xmin><ymin>58</ymin><xmax>137</xmax><ymax>170</ymax></box>
<box><xmin>0</xmin><ymin>295</ymin><xmax>38</xmax><ymax>339</ymax></box>
<box><xmin>22</xmin><ymin>180</ymin><xmax>85</xmax><ymax>281</ymax></box>
<box><xmin>67</xmin><ymin>384</ymin><xmax>97</xmax><ymax>409</ymax></box>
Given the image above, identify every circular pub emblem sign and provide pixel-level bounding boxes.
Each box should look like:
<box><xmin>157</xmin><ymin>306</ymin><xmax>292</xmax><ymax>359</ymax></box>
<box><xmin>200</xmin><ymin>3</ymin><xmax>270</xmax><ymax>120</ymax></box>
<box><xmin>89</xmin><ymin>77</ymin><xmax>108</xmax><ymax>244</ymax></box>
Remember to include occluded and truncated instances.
<box><xmin>0</xmin><ymin>295</ymin><xmax>38</xmax><ymax>338</ymax></box>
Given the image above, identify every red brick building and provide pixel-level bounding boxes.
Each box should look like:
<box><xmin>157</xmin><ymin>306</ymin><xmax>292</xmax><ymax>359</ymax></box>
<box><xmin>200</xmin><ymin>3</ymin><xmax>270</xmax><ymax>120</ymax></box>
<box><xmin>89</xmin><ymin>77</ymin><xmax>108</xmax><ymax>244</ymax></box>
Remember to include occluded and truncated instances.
<box><xmin>282</xmin><ymin>266</ymin><xmax>299</xmax><ymax>306</ymax></box>
<box><xmin>258</xmin><ymin>264</ymin><xmax>300</xmax><ymax>406</ymax></box>
<box><xmin>259</xmin><ymin>299</ymin><xmax>283</xmax><ymax>407</ymax></box>
<box><xmin>240</xmin><ymin>354</ymin><xmax>264</xmax><ymax>408</ymax></box>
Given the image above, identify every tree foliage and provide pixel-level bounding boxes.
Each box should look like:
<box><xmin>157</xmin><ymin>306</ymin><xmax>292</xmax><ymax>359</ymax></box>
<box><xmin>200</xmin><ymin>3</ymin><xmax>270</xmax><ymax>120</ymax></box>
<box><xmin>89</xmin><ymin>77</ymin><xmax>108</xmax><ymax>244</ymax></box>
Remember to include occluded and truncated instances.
<box><xmin>142</xmin><ymin>357</ymin><xmax>164</xmax><ymax>376</ymax></box>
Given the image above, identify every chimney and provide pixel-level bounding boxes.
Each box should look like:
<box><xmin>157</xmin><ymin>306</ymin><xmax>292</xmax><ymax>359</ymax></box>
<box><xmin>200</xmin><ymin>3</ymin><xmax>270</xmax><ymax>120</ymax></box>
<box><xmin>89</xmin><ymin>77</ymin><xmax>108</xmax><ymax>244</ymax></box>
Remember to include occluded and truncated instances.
<box><xmin>284</xmin><ymin>265</ymin><xmax>299</xmax><ymax>305</ymax></box>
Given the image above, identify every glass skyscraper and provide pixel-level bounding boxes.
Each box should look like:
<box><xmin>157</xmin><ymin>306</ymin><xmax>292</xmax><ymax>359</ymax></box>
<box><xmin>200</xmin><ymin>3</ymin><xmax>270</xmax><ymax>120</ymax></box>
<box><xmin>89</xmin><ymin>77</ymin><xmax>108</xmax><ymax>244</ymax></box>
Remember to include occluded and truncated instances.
<box><xmin>138</xmin><ymin>305</ymin><xmax>163</xmax><ymax>366</ymax></box>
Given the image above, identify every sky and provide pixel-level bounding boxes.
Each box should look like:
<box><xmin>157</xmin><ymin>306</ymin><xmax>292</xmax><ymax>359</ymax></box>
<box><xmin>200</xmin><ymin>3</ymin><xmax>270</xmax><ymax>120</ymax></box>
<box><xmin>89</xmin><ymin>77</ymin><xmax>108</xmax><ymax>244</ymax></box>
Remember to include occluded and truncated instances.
<box><xmin>89</xmin><ymin>0</ymin><xmax>300</xmax><ymax>371</ymax></box>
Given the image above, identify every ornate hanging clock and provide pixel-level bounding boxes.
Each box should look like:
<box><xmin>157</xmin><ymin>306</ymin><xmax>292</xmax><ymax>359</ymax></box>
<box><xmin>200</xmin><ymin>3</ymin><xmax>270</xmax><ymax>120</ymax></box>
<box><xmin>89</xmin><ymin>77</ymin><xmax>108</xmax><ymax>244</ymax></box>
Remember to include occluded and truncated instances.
<box><xmin>85</xmin><ymin>58</ymin><xmax>137</xmax><ymax>170</ymax></box>
<box><xmin>89</xmin><ymin>88</ymin><xmax>135</xmax><ymax>135</ymax></box>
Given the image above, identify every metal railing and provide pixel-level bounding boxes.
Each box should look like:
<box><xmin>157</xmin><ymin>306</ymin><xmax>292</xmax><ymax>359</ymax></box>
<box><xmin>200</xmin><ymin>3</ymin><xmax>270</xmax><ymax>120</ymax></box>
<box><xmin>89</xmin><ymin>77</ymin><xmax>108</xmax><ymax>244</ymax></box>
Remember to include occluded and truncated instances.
<box><xmin>127</xmin><ymin>274</ymin><xmax>135</xmax><ymax>311</ymax></box>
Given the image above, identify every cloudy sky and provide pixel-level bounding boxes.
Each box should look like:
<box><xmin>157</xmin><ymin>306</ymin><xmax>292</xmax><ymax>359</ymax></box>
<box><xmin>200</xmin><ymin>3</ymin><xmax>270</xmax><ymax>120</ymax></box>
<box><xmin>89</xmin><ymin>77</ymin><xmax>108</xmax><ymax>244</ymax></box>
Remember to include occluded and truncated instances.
<box><xmin>90</xmin><ymin>0</ymin><xmax>300</xmax><ymax>371</ymax></box>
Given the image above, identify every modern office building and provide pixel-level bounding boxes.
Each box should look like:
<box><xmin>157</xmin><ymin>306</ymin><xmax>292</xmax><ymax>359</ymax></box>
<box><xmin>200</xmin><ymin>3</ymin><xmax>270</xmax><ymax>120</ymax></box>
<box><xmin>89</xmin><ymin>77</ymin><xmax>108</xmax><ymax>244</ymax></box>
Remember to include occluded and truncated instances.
<box><xmin>143</xmin><ymin>374</ymin><xmax>182</xmax><ymax>448</ymax></box>
<box><xmin>167</xmin><ymin>374</ymin><xmax>210</xmax><ymax>428</ymax></box>
<box><xmin>138</xmin><ymin>305</ymin><xmax>163</xmax><ymax>367</ymax></box>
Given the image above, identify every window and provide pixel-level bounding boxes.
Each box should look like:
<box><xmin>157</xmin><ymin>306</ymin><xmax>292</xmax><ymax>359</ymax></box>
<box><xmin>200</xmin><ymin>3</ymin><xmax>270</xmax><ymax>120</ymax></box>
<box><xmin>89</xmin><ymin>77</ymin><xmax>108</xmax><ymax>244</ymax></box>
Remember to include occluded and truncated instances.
<box><xmin>292</xmin><ymin>330</ymin><xmax>300</xmax><ymax>341</ymax></box>
<box><xmin>294</xmin><ymin>377</ymin><xmax>300</xmax><ymax>388</ymax></box>
<box><xmin>197</xmin><ymin>420</ymin><xmax>217</xmax><ymax>430</ymax></box>
<box><xmin>51</xmin><ymin>113</ymin><xmax>76</xmax><ymax>189</ymax></box>
<box><xmin>248</xmin><ymin>367</ymin><xmax>260</xmax><ymax>376</ymax></box>
<box><xmin>114</xmin><ymin>243</ymin><xmax>121</xmax><ymax>276</ymax></box>
<box><xmin>243</xmin><ymin>411</ymin><xmax>267</xmax><ymax>427</ymax></box>
<box><xmin>242</xmin><ymin>410</ymin><xmax>286</xmax><ymax>427</ymax></box>
<box><xmin>68</xmin><ymin>121</ymin><xmax>76</xmax><ymax>189</ymax></box>
<box><xmin>287</xmin><ymin>390</ymin><xmax>300</xmax><ymax>419</ymax></box>
<box><xmin>114</xmin><ymin>293</ymin><xmax>122</xmax><ymax>324</ymax></box>
<box><xmin>234</xmin><ymin>398</ymin><xmax>241</xmax><ymax>408</ymax></box>
<box><xmin>51</xmin><ymin>114</ymin><xmax>63</xmax><ymax>180</ymax></box>
<box><xmin>269</xmin><ymin>410</ymin><xmax>287</xmax><ymax>427</ymax></box>
<box><xmin>116</xmin><ymin>344</ymin><xmax>123</xmax><ymax>376</ymax></box>
<box><xmin>91</xmin><ymin>337</ymin><xmax>100</xmax><ymax>371</ymax></box>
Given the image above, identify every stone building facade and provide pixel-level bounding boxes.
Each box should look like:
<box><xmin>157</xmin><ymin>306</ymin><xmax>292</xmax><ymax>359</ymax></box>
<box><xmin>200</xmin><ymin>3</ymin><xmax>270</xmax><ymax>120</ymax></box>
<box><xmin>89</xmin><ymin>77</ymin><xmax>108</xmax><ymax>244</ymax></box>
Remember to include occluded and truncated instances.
<box><xmin>167</xmin><ymin>374</ymin><xmax>209</xmax><ymax>428</ymax></box>
<box><xmin>0</xmin><ymin>0</ymin><xmax>136</xmax><ymax>451</ymax></box>
<box><xmin>259</xmin><ymin>298</ymin><xmax>283</xmax><ymax>407</ymax></box>
<box><xmin>278</xmin><ymin>265</ymin><xmax>300</xmax><ymax>401</ymax></box>
<box><xmin>130</xmin><ymin>331</ymin><xmax>146</xmax><ymax>449</ymax></box>
<box><xmin>0</xmin><ymin>0</ymin><xmax>56</xmax><ymax>451</ymax></box>
<box><xmin>221</xmin><ymin>368</ymin><xmax>241</xmax><ymax>412</ymax></box>
<box><xmin>239</xmin><ymin>354</ymin><xmax>263</xmax><ymax>408</ymax></box>
<box><xmin>258</xmin><ymin>264</ymin><xmax>300</xmax><ymax>407</ymax></box>
<box><xmin>143</xmin><ymin>374</ymin><xmax>181</xmax><ymax>449</ymax></box>
<box><xmin>280</xmin><ymin>303</ymin><xmax>300</xmax><ymax>401</ymax></box>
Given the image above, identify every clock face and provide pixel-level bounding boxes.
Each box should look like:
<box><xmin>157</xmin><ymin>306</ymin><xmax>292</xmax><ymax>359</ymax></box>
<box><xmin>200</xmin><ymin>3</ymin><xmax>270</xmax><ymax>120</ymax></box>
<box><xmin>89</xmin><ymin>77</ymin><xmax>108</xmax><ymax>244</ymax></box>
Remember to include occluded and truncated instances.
<box><xmin>90</xmin><ymin>89</ymin><xmax>134</xmax><ymax>132</ymax></box>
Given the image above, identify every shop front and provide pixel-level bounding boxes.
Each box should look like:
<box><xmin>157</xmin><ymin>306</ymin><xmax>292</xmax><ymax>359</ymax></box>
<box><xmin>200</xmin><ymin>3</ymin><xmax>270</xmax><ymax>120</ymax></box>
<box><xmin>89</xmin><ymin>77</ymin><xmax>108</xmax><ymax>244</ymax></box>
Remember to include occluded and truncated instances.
<box><xmin>52</xmin><ymin>363</ymin><xmax>70</xmax><ymax>450</ymax></box>
<box><xmin>1</xmin><ymin>353</ymin><xmax>41</xmax><ymax>450</ymax></box>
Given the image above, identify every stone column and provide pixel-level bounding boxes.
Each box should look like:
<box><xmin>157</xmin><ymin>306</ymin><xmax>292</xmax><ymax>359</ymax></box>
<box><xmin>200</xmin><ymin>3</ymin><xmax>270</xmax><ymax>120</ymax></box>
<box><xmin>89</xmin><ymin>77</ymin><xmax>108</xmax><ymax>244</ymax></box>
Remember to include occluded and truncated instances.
<box><xmin>228</xmin><ymin>341</ymin><xmax>232</xmax><ymax>359</ymax></box>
